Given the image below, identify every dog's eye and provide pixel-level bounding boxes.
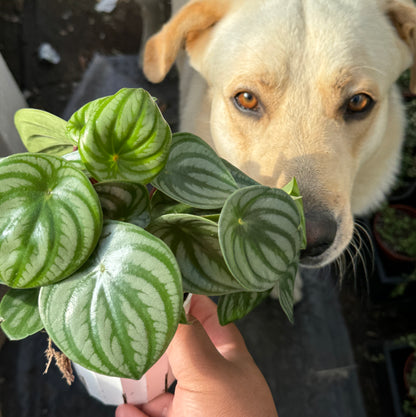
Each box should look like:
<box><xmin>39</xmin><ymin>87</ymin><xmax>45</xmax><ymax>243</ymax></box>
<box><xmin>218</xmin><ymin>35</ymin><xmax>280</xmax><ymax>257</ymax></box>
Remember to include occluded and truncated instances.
<box><xmin>347</xmin><ymin>93</ymin><xmax>373</xmax><ymax>113</ymax></box>
<box><xmin>234</xmin><ymin>92</ymin><xmax>259</xmax><ymax>111</ymax></box>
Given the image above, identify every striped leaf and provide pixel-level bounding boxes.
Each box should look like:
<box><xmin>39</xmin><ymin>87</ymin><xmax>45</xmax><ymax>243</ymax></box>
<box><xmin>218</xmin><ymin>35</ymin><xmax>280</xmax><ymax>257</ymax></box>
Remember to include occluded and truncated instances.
<box><xmin>150</xmin><ymin>189</ymin><xmax>219</xmax><ymax>220</ymax></box>
<box><xmin>62</xmin><ymin>149</ymin><xmax>89</xmax><ymax>174</ymax></box>
<box><xmin>217</xmin><ymin>289</ymin><xmax>272</xmax><ymax>326</ymax></box>
<box><xmin>66</xmin><ymin>96</ymin><xmax>109</xmax><ymax>144</ymax></box>
<box><xmin>221</xmin><ymin>159</ymin><xmax>259</xmax><ymax>188</ymax></box>
<box><xmin>77</xmin><ymin>89</ymin><xmax>171</xmax><ymax>184</ymax></box>
<box><xmin>272</xmin><ymin>263</ymin><xmax>298</xmax><ymax>323</ymax></box>
<box><xmin>38</xmin><ymin>221</ymin><xmax>183</xmax><ymax>379</ymax></box>
<box><xmin>282</xmin><ymin>178</ymin><xmax>307</xmax><ymax>250</ymax></box>
<box><xmin>150</xmin><ymin>190</ymin><xmax>196</xmax><ymax>220</ymax></box>
<box><xmin>0</xmin><ymin>288</ymin><xmax>43</xmax><ymax>340</ymax></box>
<box><xmin>148</xmin><ymin>214</ymin><xmax>242</xmax><ymax>295</ymax></box>
<box><xmin>0</xmin><ymin>153</ymin><xmax>103</xmax><ymax>288</ymax></box>
<box><xmin>218</xmin><ymin>185</ymin><xmax>301</xmax><ymax>291</ymax></box>
<box><xmin>14</xmin><ymin>109</ymin><xmax>75</xmax><ymax>156</ymax></box>
<box><xmin>94</xmin><ymin>181</ymin><xmax>151</xmax><ymax>228</ymax></box>
<box><xmin>152</xmin><ymin>133</ymin><xmax>238</xmax><ymax>209</ymax></box>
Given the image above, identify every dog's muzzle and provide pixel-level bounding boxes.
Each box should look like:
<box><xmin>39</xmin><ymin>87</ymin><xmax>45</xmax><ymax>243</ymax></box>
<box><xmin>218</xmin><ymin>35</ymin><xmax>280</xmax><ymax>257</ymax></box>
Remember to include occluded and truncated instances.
<box><xmin>300</xmin><ymin>210</ymin><xmax>337</xmax><ymax>266</ymax></box>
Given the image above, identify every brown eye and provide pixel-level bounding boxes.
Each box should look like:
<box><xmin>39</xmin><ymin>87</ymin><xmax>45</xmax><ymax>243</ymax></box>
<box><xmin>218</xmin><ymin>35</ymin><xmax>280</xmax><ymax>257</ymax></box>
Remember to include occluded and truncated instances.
<box><xmin>235</xmin><ymin>91</ymin><xmax>259</xmax><ymax>111</ymax></box>
<box><xmin>347</xmin><ymin>93</ymin><xmax>373</xmax><ymax>113</ymax></box>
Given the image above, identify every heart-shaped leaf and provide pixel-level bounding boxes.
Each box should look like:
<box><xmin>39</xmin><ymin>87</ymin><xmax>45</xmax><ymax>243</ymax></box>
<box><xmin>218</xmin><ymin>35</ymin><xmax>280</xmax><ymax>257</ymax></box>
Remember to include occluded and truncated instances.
<box><xmin>217</xmin><ymin>289</ymin><xmax>272</xmax><ymax>326</ymax></box>
<box><xmin>78</xmin><ymin>89</ymin><xmax>171</xmax><ymax>183</ymax></box>
<box><xmin>0</xmin><ymin>288</ymin><xmax>43</xmax><ymax>340</ymax></box>
<box><xmin>14</xmin><ymin>109</ymin><xmax>75</xmax><ymax>156</ymax></box>
<box><xmin>152</xmin><ymin>133</ymin><xmax>238</xmax><ymax>209</ymax></box>
<box><xmin>39</xmin><ymin>221</ymin><xmax>183</xmax><ymax>379</ymax></box>
<box><xmin>94</xmin><ymin>181</ymin><xmax>151</xmax><ymax>228</ymax></box>
<box><xmin>218</xmin><ymin>185</ymin><xmax>301</xmax><ymax>291</ymax></box>
<box><xmin>148</xmin><ymin>214</ymin><xmax>242</xmax><ymax>295</ymax></box>
<box><xmin>0</xmin><ymin>153</ymin><xmax>103</xmax><ymax>288</ymax></box>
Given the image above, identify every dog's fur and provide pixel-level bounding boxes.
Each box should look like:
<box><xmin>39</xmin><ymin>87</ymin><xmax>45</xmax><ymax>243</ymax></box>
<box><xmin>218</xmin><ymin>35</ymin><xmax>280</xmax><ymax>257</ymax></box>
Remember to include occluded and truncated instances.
<box><xmin>143</xmin><ymin>0</ymin><xmax>416</xmax><ymax>270</ymax></box>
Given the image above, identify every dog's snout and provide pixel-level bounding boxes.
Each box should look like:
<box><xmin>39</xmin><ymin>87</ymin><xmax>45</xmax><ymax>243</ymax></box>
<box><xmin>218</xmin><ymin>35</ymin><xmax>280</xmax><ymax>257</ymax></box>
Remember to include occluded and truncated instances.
<box><xmin>301</xmin><ymin>211</ymin><xmax>337</xmax><ymax>261</ymax></box>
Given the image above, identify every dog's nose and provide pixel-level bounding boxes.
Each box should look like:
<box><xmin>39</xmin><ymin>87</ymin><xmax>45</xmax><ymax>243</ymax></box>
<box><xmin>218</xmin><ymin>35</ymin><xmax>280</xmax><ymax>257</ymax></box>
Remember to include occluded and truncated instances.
<box><xmin>301</xmin><ymin>211</ymin><xmax>337</xmax><ymax>260</ymax></box>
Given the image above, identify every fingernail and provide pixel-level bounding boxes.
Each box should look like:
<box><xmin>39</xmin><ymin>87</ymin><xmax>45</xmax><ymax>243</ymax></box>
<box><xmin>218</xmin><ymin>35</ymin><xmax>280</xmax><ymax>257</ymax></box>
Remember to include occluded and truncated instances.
<box><xmin>162</xmin><ymin>407</ymin><xmax>168</xmax><ymax>417</ymax></box>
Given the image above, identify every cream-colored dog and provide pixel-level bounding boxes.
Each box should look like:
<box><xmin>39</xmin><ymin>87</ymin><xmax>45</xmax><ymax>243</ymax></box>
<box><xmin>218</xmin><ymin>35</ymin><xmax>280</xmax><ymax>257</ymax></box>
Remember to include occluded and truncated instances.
<box><xmin>143</xmin><ymin>0</ymin><xmax>416</xmax><ymax>271</ymax></box>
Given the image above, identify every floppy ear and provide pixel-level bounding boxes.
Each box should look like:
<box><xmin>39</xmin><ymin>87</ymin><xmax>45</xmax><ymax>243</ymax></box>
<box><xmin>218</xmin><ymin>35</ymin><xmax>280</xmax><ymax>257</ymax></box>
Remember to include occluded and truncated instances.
<box><xmin>386</xmin><ymin>0</ymin><xmax>416</xmax><ymax>93</ymax></box>
<box><xmin>143</xmin><ymin>0</ymin><xmax>230</xmax><ymax>83</ymax></box>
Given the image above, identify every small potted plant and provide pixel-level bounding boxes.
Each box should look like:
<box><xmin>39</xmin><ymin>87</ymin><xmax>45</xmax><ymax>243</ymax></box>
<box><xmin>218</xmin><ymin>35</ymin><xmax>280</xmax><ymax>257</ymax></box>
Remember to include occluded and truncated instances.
<box><xmin>370</xmin><ymin>204</ymin><xmax>416</xmax><ymax>302</ymax></box>
<box><xmin>373</xmin><ymin>204</ymin><xmax>416</xmax><ymax>264</ymax></box>
<box><xmin>0</xmin><ymin>88</ymin><xmax>305</xmax><ymax>406</ymax></box>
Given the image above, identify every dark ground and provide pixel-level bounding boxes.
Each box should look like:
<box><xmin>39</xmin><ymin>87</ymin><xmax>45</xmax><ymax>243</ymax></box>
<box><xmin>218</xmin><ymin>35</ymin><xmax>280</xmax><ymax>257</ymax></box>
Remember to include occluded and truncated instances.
<box><xmin>1</xmin><ymin>1</ymin><xmax>416</xmax><ymax>417</ymax></box>
<box><xmin>0</xmin><ymin>0</ymin><xmax>143</xmax><ymax>115</ymax></box>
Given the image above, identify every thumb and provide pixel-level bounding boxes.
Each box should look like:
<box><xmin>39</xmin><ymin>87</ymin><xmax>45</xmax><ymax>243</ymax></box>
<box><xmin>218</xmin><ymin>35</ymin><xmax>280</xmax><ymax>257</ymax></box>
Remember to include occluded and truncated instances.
<box><xmin>167</xmin><ymin>316</ymin><xmax>225</xmax><ymax>383</ymax></box>
<box><xmin>166</xmin><ymin>295</ymin><xmax>250</xmax><ymax>383</ymax></box>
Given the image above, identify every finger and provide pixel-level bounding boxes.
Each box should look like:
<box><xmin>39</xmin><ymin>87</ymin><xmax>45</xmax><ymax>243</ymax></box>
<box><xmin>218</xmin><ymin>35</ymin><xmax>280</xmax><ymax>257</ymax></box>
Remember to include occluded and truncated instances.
<box><xmin>116</xmin><ymin>404</ymin><xmax>149</xmax><ymax>417</ymax></box>
<box><xmin>167</xmin><ymin>311</ymin><xmax>225</xmax><ymax>381</ymax></box>
<box><xmin>167</xmin><ymin>296</ymin><xmax>251</xmax><ymax>382</ymax></box>
<box><xmin>140</xmin><ymin>392</ymin><xmax>173</xmax><ymax>417</ymax></box>
<box><xmin>188</xmin><ymin>295</ymin><xmax>249</xmax><ymax>357</ymax></box>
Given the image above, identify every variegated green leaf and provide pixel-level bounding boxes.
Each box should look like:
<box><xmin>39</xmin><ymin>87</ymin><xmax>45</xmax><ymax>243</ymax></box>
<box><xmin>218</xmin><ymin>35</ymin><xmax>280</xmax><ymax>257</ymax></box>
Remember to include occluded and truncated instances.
<box><xmin>0</xmin><ymin>153</ymin><xmax>103</xmax><ymax>288</ymax></box>
<box><xmin>221</xmin><ymin>159</ymin><xmax>259</xmax><ymax>188</ymax></box>
<box><xmin>62</xmin><ymin>149</ymin><xmax>88</xmax><ymax>174</ymax></box>
<box><xmin>94</xmin><ymin>181</ymin><xmax>151</xmax><ymax>228</ymax></box>
<box><xmin>217</xmin><ymin>289</ymin><xmax>272</xmax><ymax>326</ymax></box>
<box><xmin>272</xmin><ymin>263</ymin><xmax>298</xmax><ymax>323</ymax></box>
<box><xmin>152</xmin><ymin>133</ymin><xmax>238</xmax><ymax>209</ymax></box>
<box><xmin>150</xmin><ymin>189</ymin><xmax>218</xmax><ymax>220</ymax></box>
<box><xmin>14</xmin><ymin>109</ymin><xmax>75</xmax><ymax>156</ymax></box>
<box><xmin>66</xmin><ymin>96</ymin><xmax>109</xmax><ymax>144</ymax></box>
<box><xmin>150</xmin><ymin>189</ymin><xmax>195</xmax><ymax>219</ymax></box>
<box><xmin>0</xmin><ymin>287</ymin><xmax>43</xmax><ymax>340</ymax></box>
<box><xmin>282</xmin><ymin>178</ymin><xmax>306</xmax><ymax>250</ymax></box>
<box><xmin>147</xmin><ymin>214</ymin><xmax>242</xmax><ymax>295</ymax></box>
<box><xmin>39</xmin><ymin>221</ymin><xmax>183</xmax><ymax>379</ymax></box>
<box><xmin>78</xmin><ymin>89</ymin><xmax>171</xmax><ymax>183</ymax></box>
<box><xmin>218</xmin><ymin>185</ymin><xmax>301</xmax><ymax>292</ymax></box>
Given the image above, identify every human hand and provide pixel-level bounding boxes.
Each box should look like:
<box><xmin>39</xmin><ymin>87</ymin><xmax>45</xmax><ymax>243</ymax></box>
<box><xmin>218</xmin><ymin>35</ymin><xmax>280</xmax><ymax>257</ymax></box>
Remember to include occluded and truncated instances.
<box><xmin>116</xmin><ymin>294</ymin><xmax>278</xmax><ymax>417</ymax></box>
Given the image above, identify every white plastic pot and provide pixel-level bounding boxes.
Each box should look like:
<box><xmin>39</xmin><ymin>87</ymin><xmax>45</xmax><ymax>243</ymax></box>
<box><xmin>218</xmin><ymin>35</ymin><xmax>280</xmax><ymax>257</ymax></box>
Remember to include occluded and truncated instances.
<box><xmin>74</xmin><ymin>294</ymin><xmax>192</xmax><ymax>406</ymax></box>
<box><xmin>73</xmin><ymin>352</ymin><xmax>175</xmax><ymax>406</ymax></box>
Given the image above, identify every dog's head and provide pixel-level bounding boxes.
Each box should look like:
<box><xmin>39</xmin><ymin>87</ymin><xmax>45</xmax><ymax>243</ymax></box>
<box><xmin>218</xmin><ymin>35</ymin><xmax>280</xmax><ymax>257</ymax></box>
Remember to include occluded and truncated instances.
<box><xmin>144</xmin><ymin>0</ymin><xmax>416</xmax><ymax>268</ymax></box>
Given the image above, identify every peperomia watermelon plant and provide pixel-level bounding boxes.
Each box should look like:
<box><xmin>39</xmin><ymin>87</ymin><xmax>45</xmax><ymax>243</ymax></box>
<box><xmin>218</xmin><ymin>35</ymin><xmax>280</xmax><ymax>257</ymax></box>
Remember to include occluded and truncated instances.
<box><xmin>0</xmin><ymin>88</ymin><xmax>305</xmax><ymax>380</ymax></box>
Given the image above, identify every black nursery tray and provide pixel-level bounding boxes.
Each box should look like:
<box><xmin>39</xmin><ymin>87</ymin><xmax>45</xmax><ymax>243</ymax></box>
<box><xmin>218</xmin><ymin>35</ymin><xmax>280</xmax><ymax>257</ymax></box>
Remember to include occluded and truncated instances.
<box><xmin>384</xmin><ymin>342</ymin><xmax>414</xmax><ymax>417</ymax></box>
<box><xmin>357</xmin><ymin>217</ymin><xmax>416</xmax><ymax>304</ymax></box>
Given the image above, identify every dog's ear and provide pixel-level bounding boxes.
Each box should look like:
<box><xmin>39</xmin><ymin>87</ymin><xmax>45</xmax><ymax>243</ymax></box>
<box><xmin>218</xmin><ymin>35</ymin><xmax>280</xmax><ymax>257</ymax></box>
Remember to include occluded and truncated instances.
<box><xmin>143</xmin><ymin>0</ymin><xmax>230</xmax><ymax>83</ymax></box>
<box><xmin>386</xmin><ymin>0</ymin><xmax>416</xmax><ymax>93</ymax></box>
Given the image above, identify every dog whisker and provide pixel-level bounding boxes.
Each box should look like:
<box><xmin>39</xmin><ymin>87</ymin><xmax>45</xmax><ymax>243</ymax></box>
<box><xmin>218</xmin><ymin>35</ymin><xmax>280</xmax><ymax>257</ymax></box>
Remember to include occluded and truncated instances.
<box><xmin>335</xmin><ymin>220</ymin><xmax>374</xmax><ymax>294</ymax></box>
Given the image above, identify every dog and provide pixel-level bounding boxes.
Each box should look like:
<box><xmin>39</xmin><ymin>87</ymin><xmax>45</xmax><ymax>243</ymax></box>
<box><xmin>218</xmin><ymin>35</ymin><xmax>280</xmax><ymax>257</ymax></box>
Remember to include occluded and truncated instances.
<box><xmin>142</xmin><ymin>0</ymin><xmax>416</xmax><ymax>274</ymax></box>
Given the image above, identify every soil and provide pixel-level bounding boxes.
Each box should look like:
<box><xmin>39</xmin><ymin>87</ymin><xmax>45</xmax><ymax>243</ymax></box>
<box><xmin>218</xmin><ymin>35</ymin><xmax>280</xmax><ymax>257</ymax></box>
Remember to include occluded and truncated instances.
<box><xmin>0</xmin><ymin>0</ymin><xmax>143</xmax><ymax>116</ymax></box>
<box><xmin>1</xmin><ymin>1</ymin><xmax>416</xmax><ymax>417</ymax></box>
